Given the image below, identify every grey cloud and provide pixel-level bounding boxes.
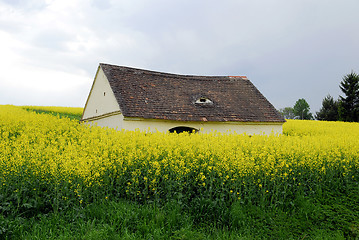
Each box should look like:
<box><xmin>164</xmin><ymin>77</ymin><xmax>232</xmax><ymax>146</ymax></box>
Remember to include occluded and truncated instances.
<box><xmin>0</xmin><ymin>0</ymin><xmax>48</xmax><ymax>11</ymax></box>
<box><xmin>1</xmin><ymin>0</ymin><xmax>359</xmax><ymax>111</ymax></box>
<box><xmin>31</xmin><ymin>29</ymin><xmax>72</xmax><ymax>51</ymax></box>
<box><xmin>91</xmin><ymin>0</ymin><xmax>112</xmax><ymax>10</ymax></box>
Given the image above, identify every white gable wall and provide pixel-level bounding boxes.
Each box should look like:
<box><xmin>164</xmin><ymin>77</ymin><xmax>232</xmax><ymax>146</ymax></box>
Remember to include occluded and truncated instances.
<box><xmin>82</xmin><ymin>66</ymin><xmax>121</xmax><ymax>120</ymax></box>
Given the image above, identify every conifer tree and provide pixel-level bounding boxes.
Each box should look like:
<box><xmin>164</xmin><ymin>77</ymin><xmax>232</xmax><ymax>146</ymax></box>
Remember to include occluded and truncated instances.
<box><xmin>339</xmin><ymin>71</ymin><xmax>359</xmax><ymax>122</ymax></box>
<box><xmin>315</xmin><ymin>95</ymin><xmax>339</xmax><ymax>121</ymax></box>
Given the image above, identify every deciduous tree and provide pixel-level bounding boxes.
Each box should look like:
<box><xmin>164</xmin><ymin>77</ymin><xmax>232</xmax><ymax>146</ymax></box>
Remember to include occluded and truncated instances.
<box><xmin>278</xmin><ymin>107</ymin><xmax>295</xmax><ymax>119</ymax></box>
<box><xmin>293</xmin><ymin>98</ymin><xmax>313</xmax><ymax>120</ymax></box>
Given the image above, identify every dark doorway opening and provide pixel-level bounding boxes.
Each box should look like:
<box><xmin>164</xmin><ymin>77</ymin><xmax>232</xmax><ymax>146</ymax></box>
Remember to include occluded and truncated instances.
<box><xmin>169</xmin><ymin>126</ymin><xmax>198</xmax><ymax>134</ymax></box>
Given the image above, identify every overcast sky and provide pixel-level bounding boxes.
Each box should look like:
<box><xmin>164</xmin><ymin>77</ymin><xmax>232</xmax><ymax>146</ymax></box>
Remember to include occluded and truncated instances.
<box><xmin>1</xmin><ymin>0</ymin><xmax>359</xmax><ymax>113</ymax></box>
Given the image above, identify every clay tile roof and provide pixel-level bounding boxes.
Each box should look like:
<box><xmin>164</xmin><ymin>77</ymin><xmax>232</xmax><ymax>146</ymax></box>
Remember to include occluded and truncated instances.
<box><xmin>100</xmin><ymin>63</ymin><xmax>285</xmax><ymax>123</ymax></box>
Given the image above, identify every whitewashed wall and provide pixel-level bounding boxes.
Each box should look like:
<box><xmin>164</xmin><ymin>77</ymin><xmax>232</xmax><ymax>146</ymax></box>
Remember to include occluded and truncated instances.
<box><xmin>83</xmin><ymin>115</ymin><xmax>283</xmax><ymax>135</ymax></box>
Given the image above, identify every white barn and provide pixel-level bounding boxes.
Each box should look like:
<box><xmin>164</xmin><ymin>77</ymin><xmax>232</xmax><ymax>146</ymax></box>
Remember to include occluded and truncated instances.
<box><xmin>80</xmin><ymin>63</ymin><xmax>285</xmax><ymax>135</ymax></box>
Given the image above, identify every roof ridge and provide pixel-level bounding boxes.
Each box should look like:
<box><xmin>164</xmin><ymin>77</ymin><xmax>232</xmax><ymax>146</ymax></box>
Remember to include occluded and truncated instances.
<box><xmin>100</xmin><ymin>63</ymin><xmax>246</xmax><ymax>81</ymax></box>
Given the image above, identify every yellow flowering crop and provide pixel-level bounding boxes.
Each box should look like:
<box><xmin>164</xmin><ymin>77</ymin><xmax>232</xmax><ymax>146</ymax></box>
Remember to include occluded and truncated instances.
<box><xmin>0</xmin><ymin>105</ymin><xmax>358</xmax><ymax>215</ymax></box>
<box><xmin>22</xmin><ymin>105</ymin><xmax>83</xmax><ymax>115</ymax></box>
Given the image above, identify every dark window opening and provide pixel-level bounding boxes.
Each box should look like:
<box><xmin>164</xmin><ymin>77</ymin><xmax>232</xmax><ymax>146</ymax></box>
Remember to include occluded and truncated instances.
<box><xmin>169</xmin><ymin>126</ymin><xmax>198</xmax><ymax>134</ymax></box>
<box><xmin>104</xmin><ymin>92</ymin><xmax>106</xmax><ymax>96</ymax></box>
<box><xmin>195</xmin><ymin>97</ymin><xmax>213</xmax><ymax>104</ymax></box>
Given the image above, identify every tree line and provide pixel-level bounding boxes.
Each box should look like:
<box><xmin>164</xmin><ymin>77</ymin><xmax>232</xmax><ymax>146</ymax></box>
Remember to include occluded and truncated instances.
<box><xmin>279</xmin><ymin>71</ymin><xmax>359</xmax><ymax>122</ymax></box>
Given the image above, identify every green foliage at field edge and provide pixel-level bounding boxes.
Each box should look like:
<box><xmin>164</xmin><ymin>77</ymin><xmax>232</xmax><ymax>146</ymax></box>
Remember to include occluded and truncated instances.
<box><xmin>22</xmin><ymin>106</ymin><xmax>83</xmax><ymax>121</ymax></box>
<box><xmin>1</xmin><ymin>182</ymin><xmax>358</xmax><ymax>240</ymax></box>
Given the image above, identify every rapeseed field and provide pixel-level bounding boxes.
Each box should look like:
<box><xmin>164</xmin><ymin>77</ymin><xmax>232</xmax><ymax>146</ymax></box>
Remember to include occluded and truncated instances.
<box><xmin>1</xmin><ymin>105</ymin><xmax>358</xmax><ymax>226</ymax></box>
